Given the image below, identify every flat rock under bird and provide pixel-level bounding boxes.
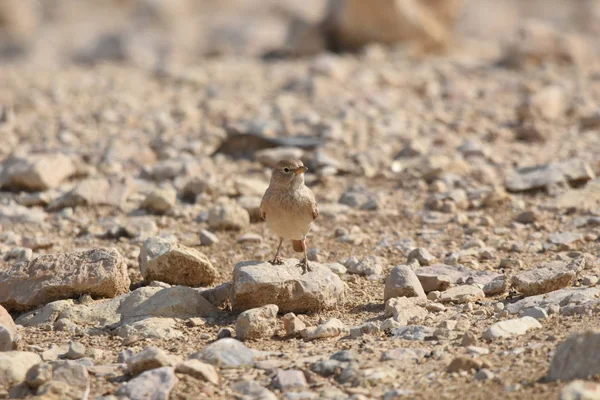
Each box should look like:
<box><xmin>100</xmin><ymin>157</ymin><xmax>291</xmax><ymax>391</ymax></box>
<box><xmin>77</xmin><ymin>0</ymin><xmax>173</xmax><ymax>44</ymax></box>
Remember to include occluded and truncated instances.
<box><xmin>260</xmin><ymin>159</ymin><xmax>319</xmax><ymax>272</ymax></box>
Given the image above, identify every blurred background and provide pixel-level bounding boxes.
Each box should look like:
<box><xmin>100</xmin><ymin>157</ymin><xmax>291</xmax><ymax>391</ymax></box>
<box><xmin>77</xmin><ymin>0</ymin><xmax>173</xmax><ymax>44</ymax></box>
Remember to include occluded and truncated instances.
<box><xmin>1</xmin><ymin>0</ymin><xmax>599</xmax><ymax>68</ymax></box>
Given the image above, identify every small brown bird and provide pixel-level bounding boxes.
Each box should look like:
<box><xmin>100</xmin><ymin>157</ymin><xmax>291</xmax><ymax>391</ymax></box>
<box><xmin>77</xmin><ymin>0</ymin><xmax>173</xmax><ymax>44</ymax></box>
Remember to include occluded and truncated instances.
<box><xmin>260</xmin><ymin>159</ymin><xmax>319</xmax><ymax>272</ymax></box>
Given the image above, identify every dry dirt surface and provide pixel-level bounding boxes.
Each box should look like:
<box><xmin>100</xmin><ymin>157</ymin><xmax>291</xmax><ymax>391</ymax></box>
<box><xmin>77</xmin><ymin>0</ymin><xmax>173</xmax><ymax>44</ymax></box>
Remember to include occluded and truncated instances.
<box><xmin>1</xmin><ymin>1</ymin><xmax>600</xmax><ymax>400</ymax></box>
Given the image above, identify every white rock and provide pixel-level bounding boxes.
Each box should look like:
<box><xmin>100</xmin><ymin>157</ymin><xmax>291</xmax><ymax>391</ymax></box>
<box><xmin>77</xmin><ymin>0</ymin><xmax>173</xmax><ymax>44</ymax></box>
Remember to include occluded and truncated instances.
<box><xmin>0</xmin><ymin>153</ymin><xmax>75</xmax><ymax>191</ymax></box>
<box><xmin>139</xmin><ymin>237</ymin><xmax>217</xmax><ymax>287</ymax></box>
<box><xmin>439</xmin><ymin>285</ymin><xmax>485</xmax><ymax>304</ymax></box>
<box><xmin>548</xmin><ymin>330</ymin><xmax>600</xmax><ymax>381</ymax></box>
<box><xmin>127</xmin><ymin>347</ymin><xmax>177</xmax><ymax>376</ymax></box>
<box><xmin>349</xmin><ymin>322</ymin><xmax>380</xmax><ymax>338</ymax></box>
<box><xmin>303</xmin><ymin>318</ymin><xmax>346</xmax><ymax>341</ymax></box>
<box><xmin>199</xmin><ymin>229</ymin><xmax>219</xmax><ymax>246</ymax></box>
<box><xmin>384</xmin><ymin>265</ymin><xmax>426</xmax><ymax>301</ymax></box>
<box><xmin>483</xmin><ymin>316</ymin><xmax>542</xmax><ymax>340</ymax></box>
<box><xmin>344</xmin><ymin>256</ymin><xmax>385</xmax><ymax>276</ymax></box>
<box><xmin>0</xmin><ymin>305</ymin><xmax>17</xmax><ymax>351</ymax></box>
<box><xmin>282</xmin><ymin>313</ymin><xmax>306</xmax><ymax>337</ymax></box>
<box><xmin>115</xmin><ymin>317</ymin><xmax>183</xmax><ymax>341</ymax></box>
<box><xmin>521</xmin><ymin>307</ymin><xmax>549</xmax><ymax>320</ymax></box>
<box><xmin>274</xmin><ymin>369</ymin><xmax>307</xmax><ymax>391</ymax></box>
<box><xmin>142</xmin><ymin>187</ymin><xmax>177</xmax><ymax>214</ymax></box>
<box><xmin>0</xmin><ymin>248</ymin><xmax>130</xmax><ymax>311</ymax></box>
<box><xmin>231</xmin><ymin>259</ymin><xmax>345</xmax><ymax>313</ymax></box>
<box><xmin>208</xmin><ymin>203</ymin><xmax>250</xmax><ymax>230</ymax></box>
<box><xmin>116</xmin><ymin>366</ymin><xmax>178</xmax><ymax>400</ymax></box>
<box><xmin>511</xmin><ymin>260</ymin><xmax>581</xmax><ymax>296</ymax></box>
<box><xmin>189</xmin><ymin>338</ymin><xmax>254</xmax><ymax>369</ymax></box>
<box><xmin>384</xmin><ymin>297</ymin><xmax>428</xmax><ymax>323</ymax></box>
<box><xmin>0</xmin><ymin>351</ymin><xmax>41</xmax><ymax>389</ymax></box>
<box><xmin>235</xmin><ymin>304</ymin><xmax>278</xmax><ymax>341</ymax></box>
<box><xmin>175</xmin><ymin>359</ymin><xmax>219</xmax><ymax>385</ymax></box>
<box><xmin>407</xmin><ymin>248</ymin><xmax>435</xmax><ymax>266</ymax></box>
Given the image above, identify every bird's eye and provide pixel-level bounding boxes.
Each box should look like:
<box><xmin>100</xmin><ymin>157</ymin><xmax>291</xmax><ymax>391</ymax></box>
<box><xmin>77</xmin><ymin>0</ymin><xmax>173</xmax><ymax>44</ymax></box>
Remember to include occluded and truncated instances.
<box><xmin>283</xmin><ymin>168</ymin><xmax>290</xmax><ymax>173</ymax></box>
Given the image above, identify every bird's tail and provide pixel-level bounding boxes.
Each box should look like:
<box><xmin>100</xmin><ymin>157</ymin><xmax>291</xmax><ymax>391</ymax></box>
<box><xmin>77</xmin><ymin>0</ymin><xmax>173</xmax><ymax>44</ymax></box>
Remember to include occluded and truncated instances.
<box><xmin>291</xmin><ymin>239</ymin><xmax>305</xmax><ymax>253</ymax></box>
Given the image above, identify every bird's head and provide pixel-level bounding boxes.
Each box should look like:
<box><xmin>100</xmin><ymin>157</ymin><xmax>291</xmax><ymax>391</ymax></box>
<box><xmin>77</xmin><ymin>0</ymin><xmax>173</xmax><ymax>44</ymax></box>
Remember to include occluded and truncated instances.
<box><xmin>270</xmin><ymin>159</ymin><xmax>308</xmax><ymax>188</ymax></box>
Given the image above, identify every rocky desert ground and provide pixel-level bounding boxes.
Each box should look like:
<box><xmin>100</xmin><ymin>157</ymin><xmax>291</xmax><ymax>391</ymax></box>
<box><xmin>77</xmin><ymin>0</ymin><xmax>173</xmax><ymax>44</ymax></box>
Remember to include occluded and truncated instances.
<box><xmin>1</xmin><ymin>1</ymin><xmax>600</xmax><ymax>399</ymax></box>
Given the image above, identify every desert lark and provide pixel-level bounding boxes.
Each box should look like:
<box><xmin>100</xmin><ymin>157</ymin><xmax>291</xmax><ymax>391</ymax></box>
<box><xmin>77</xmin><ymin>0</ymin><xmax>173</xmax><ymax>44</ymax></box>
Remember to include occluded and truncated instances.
<box><xmin>260</xmin><ymin>159</ymin><xmax>318</xmax><ymax>272</ymax></box>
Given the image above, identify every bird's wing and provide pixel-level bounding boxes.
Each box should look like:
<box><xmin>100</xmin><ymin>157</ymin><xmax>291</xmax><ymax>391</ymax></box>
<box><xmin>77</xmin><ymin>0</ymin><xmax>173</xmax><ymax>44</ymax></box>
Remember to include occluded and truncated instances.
<box><xmin>308</xmin><ymin>189</ymin><xmax>319</xmax><ymax>220</ymax></box>
<box><xmin>259</xmin><ymin>194</ymin><xmax>267</xmax><ymax>220</ymax></box>
<box><xmin>312</xmin><ymin>201</ymin><xmax>319</xmax><ymax>220</ymax></box>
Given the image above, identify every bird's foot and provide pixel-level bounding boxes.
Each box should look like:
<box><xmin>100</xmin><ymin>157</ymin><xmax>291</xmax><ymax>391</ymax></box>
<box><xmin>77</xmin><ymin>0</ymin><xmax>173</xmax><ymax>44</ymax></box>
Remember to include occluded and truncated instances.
<box><xmin>270</xmin><ymin>256</ymin><xmax>283</xmax><ymax>265</ymax></box>
<box><xmin>298</xmin><ymin>258</ymin><xmax>312</xmax><ymax>274</ymax></box>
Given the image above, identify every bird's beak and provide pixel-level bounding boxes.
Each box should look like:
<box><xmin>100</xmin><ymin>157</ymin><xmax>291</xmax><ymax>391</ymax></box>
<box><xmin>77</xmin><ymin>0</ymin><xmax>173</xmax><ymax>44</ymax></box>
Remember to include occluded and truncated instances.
<box><xmin>294</xmin><ymin>166</ymin><xmax>308</xmax><ymax>175</ymax></box>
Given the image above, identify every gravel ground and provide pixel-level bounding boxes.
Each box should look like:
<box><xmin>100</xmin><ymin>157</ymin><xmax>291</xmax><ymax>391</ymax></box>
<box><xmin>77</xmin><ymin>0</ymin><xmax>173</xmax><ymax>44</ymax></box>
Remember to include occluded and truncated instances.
<box><xmin>1</xmin><ymin>2</ymin><xmax>600</xmax><ymax>400</ymax></box>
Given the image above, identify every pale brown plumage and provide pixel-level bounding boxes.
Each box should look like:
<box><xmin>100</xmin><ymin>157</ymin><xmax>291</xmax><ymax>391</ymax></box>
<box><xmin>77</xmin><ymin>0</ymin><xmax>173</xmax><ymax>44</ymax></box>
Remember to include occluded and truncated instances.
<box><xmin>260</xmin><ymin>159</ymin><xmax>318</xmax><ymax>272</ymax></box>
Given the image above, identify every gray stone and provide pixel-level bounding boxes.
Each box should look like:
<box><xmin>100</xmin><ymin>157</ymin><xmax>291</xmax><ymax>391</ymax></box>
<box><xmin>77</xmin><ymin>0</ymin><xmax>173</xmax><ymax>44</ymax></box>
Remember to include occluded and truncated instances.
<box><xmin>384</xmin><ymin>265</ymin><xmax>426</xmax><ymax>301</ymax></box>
<box><xmin>344</xmin><ymin>256</ymin><xmax>385</xmax><ymax>276</ymax></box>
<box><xmin>384</xmin><ymin>297</ymin><xmax>428</xmax><ymax>323</ymax></box>
<box><xmin>232</xmin><ymin>380</ymin><xmax>277</xmax><ymax>400</ymax></box>
<box><xmin>126</xmin><ymin>347</ymin><xmax>175</xmax><ymax>376</ymax></box>
<box><xmin>0</xmin><ymin>153</ymin><xmax>75</xmax><ymax>191</ymax></box>
<box><xmin>199</xmin><ymin>229</ymin><xmax>219</xmax><ymax>246</ymax></box>
<box><xmin>349</xmin><ymin>322</ymin><xmax>380</xmax><ymax>338</ymax></box>
<box><xmin>37</xmin><ymin>360</ymin><xmax>89</xmax><ymax>400</ymax></box>
<box><xmin>273</xmin><ymin>369</ymin><xmax>307</xmax><ymax>391</ymax></box>
<box><xmin>0</xmin><ymin>351</ymin><xmax>41</xmax><ymax>390</ymax></box>
<box><xmin>392</xmin><ymin>326</ymin><xmax>436</xmax><ymax>341</ymax></box>
<box><xmin>416</xmin><ymin>264</ymin><xmax>503</xmax><ymax>293</ymax></box>
<box><xmin>552</xmin><ymin>179</ymin><xmax>600</xmax><ymax>212</ymax></box>
<box><xmin>521</xmin><ymin>307</ymin><xmax>549</xmax><ymax>320</ymax></box>
<box><xmin>511</xmin><ymin>260</ymin><xmax>582</xmax><ymax>296</ymax></box>
<box><xmin>339</xmin><ymin>186</ymin><xmax>378</xmax><ymax>210</ymax></box>
<box><xmin>208</xmin><ymin>203</ymin><xmax>250</xmax><ymax>230</ymax></box>
<box><xmin>482</xmin><ymin>316</ymin><xmax>542</xmax><ymax>340</ymax></box>
<box><xmin>303</xmin><ymin>318</ymin><xmax>346</xmax><ymax>341</ymax></box>
<box><xmin>505</xmin><ymin>159</ymin><xmax>595</xmax><ymax>192</ymax></box>
<box><xmin>25</xmin><ymin>362</ymin><xmax>52</xmax><ymax>389</ymax></box>
<box><xmin>235</xmin><ymin>304</ymin><xmax>278</xmax><ymax>341</ymax></box>
<box><xmin>116</xmin><ymin>366</ymin><xmax>178</xmax><ymax>400</ymax></box>
<box><xmin>439</xmin><ymin>285</ymin><xmax>485</xmax><ymax>304</ymax></box>
<box><xmin>548</xmin><ymin>330</ymin><xmax>600</xmax><ymax>381</ymax></box>
<box><xmin>506</xmin><ymin>287</ymin><xmax>600</xmax><ymax>314</ymax></box>
<box><xmin>311</xmin><ymin>360</ymin><xmax>343</xmax><ymax>377</ymax></box>
<box><xmin>407</xmin><ymin>248</ymin><xmax>435</xmax><ymax>266</ymax></box>
<box><xmin>115</xmin><ymin>318</ymin><xmax>183</xmax><ymax>341</ymax></box>
<box><xmin>3</xmin><ymin>247</ymin><xmax>33</xmax><ymax>264</ymax></box>
<box><xmin>65</xmin><ymin>342</ymin><xmax>86</xmax><ymax>360</ymax></box>
<box><xmin>0</xmin><ymin>202</ymin><xmax>46</xmax><ymax>225</ymax></box>
<box><xmin>283</xmin><ymin>313</ymin><xmax>307</xmax><ymax>337</ymax></box>
<box><xmin>0</xmin><ymin>248</ymin><xmax>130</xmax><ymax>312</ymax></box>
<box><xmin>474</xmin><ymin>369</ymin><xmax>495</xmax><ymax>381</ymax></box>
<box><xmin>142</xmin><ymin>187</ymin><xmax>177</xmax><ymax>214</ymax></box>
<box><xmin>483</xmin><ymin>275</ymin><xmax>509</xmax><ymax>296</ymax></box>
<box><xmin>231</xmin><ymin>259</ymin><xmax>345</xmax><ymax>313</ymax></box>
<box><xmin>49</xmin><ymin>177</ymin><xmax>131</xmax><ymax>210</ymax></box>
<box><xmin>189</xmin><ymin>338</ymin><xmax>254</xmax><ymax>369</ymax></box>
<box><xmin>200</xmin><ymin>282</ymin><xmax>232</xmax><ymax>308</ymax></box>
<box><xmin>139</xmin><ymin>237</ymin><xmax>217</xmax><ymax>287</ymax></box>
<box><xmin>0</xmin><ymin>305</ymin><xmax>17</xmax><ymax>351</ymax></box>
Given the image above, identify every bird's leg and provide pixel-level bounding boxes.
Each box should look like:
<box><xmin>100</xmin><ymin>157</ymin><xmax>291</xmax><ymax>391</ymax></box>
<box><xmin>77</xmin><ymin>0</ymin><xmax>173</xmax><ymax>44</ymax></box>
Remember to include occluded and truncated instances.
<box><xmin>300</xmin><ymin>237</ymin><xmax>312</xmax><ymax>273</ymax></box>
<box><xmin>270</xmin><ymin>237</ymin><xmax>284</xmax><ymax>265</ymax></box>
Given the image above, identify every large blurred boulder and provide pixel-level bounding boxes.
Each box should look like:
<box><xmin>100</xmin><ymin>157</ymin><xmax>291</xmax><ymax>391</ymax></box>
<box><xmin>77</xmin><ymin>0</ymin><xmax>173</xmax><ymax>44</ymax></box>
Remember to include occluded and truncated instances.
<box><xmin>321</xmin><ymin>0</ymin><xmax>464</xmax><ymax>52</ymax></box>
<box><xmin>0</xmin><ymin>0</ymin><xmax>39</xmax><ymax>55</ymax></box>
